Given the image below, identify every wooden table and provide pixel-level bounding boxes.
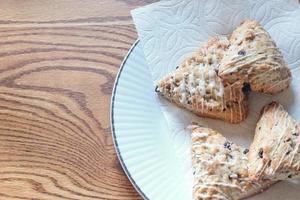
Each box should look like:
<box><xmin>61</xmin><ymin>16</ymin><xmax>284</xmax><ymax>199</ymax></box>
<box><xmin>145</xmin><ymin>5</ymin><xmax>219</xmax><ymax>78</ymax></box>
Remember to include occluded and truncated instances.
<box><xmin>0</xmin><ymin>0</ymin><xmax>157</xmax><ymax>199</ymax></box>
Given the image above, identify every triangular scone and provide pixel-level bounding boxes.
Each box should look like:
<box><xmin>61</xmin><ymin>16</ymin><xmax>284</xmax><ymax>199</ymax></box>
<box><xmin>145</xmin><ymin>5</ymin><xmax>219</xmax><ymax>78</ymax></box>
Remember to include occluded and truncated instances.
<box><xmin>219</xmin><ymin>20</ymin><xmax>291</xmax><ymax>94</ymax></box>
<box><xmin>190</xmin><ymin>125</ymin><xmax>276</xmax><ymax>200</ymax></box>
<box><xmin>248</xmin><ymin>102</ymin><xmax>300</xmax><ymax>181</ymax></box>
<box><xmin>157</xmin><ymin>37</ymin><xmax>248</xmax><ymax>124</ymax></box>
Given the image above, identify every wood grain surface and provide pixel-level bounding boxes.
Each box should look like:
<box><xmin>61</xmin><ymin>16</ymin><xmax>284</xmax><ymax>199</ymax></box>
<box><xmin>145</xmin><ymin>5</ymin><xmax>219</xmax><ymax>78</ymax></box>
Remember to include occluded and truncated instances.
<box><xmin>0</xmin><ymin>0</ymin><xmax>157</xmax><ymax>199</ymax></box>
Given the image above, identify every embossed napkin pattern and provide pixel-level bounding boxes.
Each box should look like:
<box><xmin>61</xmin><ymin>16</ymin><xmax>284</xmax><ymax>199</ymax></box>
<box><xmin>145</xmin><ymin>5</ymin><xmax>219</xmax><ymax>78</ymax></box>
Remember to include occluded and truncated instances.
<box><xmin>132</xmin><ymin>1</ymin><xmax>300</xmax><ymax>198</ymax></box>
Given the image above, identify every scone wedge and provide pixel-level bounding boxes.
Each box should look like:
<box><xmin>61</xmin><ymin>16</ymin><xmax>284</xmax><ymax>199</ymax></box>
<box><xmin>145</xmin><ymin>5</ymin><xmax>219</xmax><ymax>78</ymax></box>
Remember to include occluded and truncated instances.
<box><xmin>219</xmin><ymin>20</ymin><xmax>291</xmax><ymax>94</ymax></box>
<box><xmin>248</xmin><ymin>102</ymin><xmax>300</xmax><ymax>181</ymax></box>
<box><xmin>157</xmin><ymin>37</ymin><xmax>248</xmax><ymax>123</ymax></box>
<box><xmin>190</xmin><ymin>125</ymin><xmax>275</xmax><ymax>200</ymax></box>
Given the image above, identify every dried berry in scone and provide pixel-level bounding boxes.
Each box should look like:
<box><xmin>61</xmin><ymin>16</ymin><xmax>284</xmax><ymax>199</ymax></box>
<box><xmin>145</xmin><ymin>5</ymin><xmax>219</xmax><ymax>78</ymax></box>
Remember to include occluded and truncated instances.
<box><xmin>248</xmin><ymin>102</ymin><xmax>300</xmax><ymax>181</ymax></box>
<box><xmin>219</xmin><ymin>20</ymin><xmax>291</xmax><ymax>95</ymax></box>
<box><xmin>190</xmin><ymin>125</ymin><xmax>276</xmax><ymax>200</ymax></box>
<box><xmin>157</xmin><ymin>37</ymin><xmax>248</xmax><ymax>124</ymax></box>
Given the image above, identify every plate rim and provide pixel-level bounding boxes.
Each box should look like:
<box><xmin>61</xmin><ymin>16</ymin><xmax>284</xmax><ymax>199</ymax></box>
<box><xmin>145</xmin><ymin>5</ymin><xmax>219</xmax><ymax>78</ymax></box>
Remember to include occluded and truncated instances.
<box><xmin>110</xmin><ymin>39</ymin><xmax>148</xmax><ymax>200</ymax></box>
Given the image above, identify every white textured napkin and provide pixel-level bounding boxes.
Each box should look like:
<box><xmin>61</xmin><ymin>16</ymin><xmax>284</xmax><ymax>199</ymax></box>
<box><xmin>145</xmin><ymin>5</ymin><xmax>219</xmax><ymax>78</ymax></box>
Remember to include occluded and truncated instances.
<box><xmin>132</xmin><ymin>0</ymin><xmax>300</xmax><ymax>199</ymax></box>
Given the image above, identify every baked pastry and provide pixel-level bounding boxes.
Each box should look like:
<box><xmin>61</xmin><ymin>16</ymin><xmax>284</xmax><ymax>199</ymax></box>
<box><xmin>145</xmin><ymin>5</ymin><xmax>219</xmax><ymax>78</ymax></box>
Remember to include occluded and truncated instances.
<box><xmin>219</xmin><ymin>20</ymin><xmax>291</xmax><ymax>94</ymax></box>
<box><xmin>157</xmin><ymin>20</ymin><xmax>291</xmax><ymax>123</ymax></box>
<box><xmin>190</xmin><ymin>125</ymin><xmax>275</xmax><ymax>200</ymax></box>
<box><xmin>248</xmin><ymin>102</ymin><xmax>300</xmax><ymax>181</ymax></box>
<box><xmin>156</xmin><ymin>37</ymin><xmax>248</xmax><ymax>123</ymax></box>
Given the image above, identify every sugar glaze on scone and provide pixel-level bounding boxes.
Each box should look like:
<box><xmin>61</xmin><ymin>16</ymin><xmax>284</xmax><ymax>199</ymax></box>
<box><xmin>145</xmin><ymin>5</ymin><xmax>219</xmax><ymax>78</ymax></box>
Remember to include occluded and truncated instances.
<box><xmin>190</xmin><ymin>125</ymin><xmax>275</xmax><ymax>200</ymax></box>
<box><xmin>219</xmin><ymin>20</ymin><xmax>291</xmax><ymax>94</ymax></box>
<box><xmin>248</xmin><ymin>102</ymin><xmax>300</xmax><ymax>181</ymax></box>
<box><xmin>157</xmin><ymin>37</ymin><xmax>248</xmax><ymax>124</ymax></box>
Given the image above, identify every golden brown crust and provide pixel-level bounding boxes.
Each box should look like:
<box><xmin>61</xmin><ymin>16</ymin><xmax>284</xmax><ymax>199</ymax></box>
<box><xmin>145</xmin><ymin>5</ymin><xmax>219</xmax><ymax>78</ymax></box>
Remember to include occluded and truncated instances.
<box><xmin>248</xmin><ymin>102</ymin><xmax>300</xmax><ymax>181</ymax></box>
<box><xmin>157</xmin><ymin>37</ymin><xmax>248</xmax><ymax>124</ymax></box>
<box><xmin>157</xmin><ymin>19</ymin><xmax>291</xmax><ymax>124</ymax></box>
<box><xmin>190</xmin><ymin>125</ymin><xmax>276</xmax><ymax>200</ymax></box>
<box><xmin>219</xmin><ymin>20</ymin><xmax>291</xmax><ymax>95</ymax></box>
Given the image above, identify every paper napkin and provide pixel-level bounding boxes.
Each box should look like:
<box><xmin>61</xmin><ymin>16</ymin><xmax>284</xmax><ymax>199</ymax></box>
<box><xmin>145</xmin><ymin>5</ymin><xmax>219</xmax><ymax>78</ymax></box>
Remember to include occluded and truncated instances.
<box><xmin>132</xmin><ymin>0</ymin><xmax>300</xmax><ymax>199</ymax></box>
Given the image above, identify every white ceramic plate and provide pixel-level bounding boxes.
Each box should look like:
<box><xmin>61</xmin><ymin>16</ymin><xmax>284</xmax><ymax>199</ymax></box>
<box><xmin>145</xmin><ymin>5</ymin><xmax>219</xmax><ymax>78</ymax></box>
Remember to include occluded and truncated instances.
<box><xmin>111</xmin><ymin>41</ymin><xmax>193</xmax><ymax>200</ymax></box>
<box><xmin>111</xmin><ymin>41</ymin><xmax>300</xmax><ymax>200</ymax></box>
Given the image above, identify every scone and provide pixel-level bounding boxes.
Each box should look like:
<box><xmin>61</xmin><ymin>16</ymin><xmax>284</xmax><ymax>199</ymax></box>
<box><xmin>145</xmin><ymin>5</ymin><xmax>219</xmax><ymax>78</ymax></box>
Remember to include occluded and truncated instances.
<box><xmin>157</xmin><ymin>37</ymin><xmax>248</xmax><ymax>124</ymax></box>
<box><xmin>248</xmin><ymin>102</ymin><xmax>300</xmax><ymax>181</ymax></box>
<box><xmin>219</xmin><ymin>20</ymin><xmax>291</xmax><ymax>94</ymax></box>
<box><xmin>190</xmin><ymin>125</ymin><xmax>275</xmax><ymax>200</ymax></box>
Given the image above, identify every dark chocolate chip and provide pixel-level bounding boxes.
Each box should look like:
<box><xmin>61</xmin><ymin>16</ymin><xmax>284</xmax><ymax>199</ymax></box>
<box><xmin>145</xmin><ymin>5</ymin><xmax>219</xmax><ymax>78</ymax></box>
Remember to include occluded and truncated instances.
<box><xmin>285</xmin><ymin>138</ymin><xmax>291</xmax><ymax>143</ymax></box>
<box><xmin>243</xmin><ymin>149</ymin><xmax>249</xmax><ymax>154</ymax></box>
<box><xmin>292</xmin><ymin>132</ymin><xmax>299</xmax><ymax>136</ymax></box>
<box><xmin>288</xmin><ymin>174</ymin><xmax>293</xmax><ymax>178</ymax></box>
<box><xmin>267</xmin><ymin>160</ymin><xmax>271</xmax><ymax>167</ymax></box>
<box><xmin>258</xmin><ymin>127</ymin><xmax>261</xmax><ymax>130</ymax></box>
<box><xmin>242</xmin><ymin>83</ymin><xmax>251</xmax><ymax>94</ymax></box>
<box><xmin>224</xmin><ymin>141</ymin><xmax>231</xmax><ymax>150</ymax></box>
<box><xmin>258</xmin><ymin>148</ymin><xmax>264</xmax><ymax>158</ymax></box>
<box><xmin>238</xmin><ymin>50</ymin><xmax>246</xmax><ymax>56</ymax></box>
<box><xmin>223</xmin><ymin>108</ymin><xmax>226</xmax><ymax>112</ymax></box>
